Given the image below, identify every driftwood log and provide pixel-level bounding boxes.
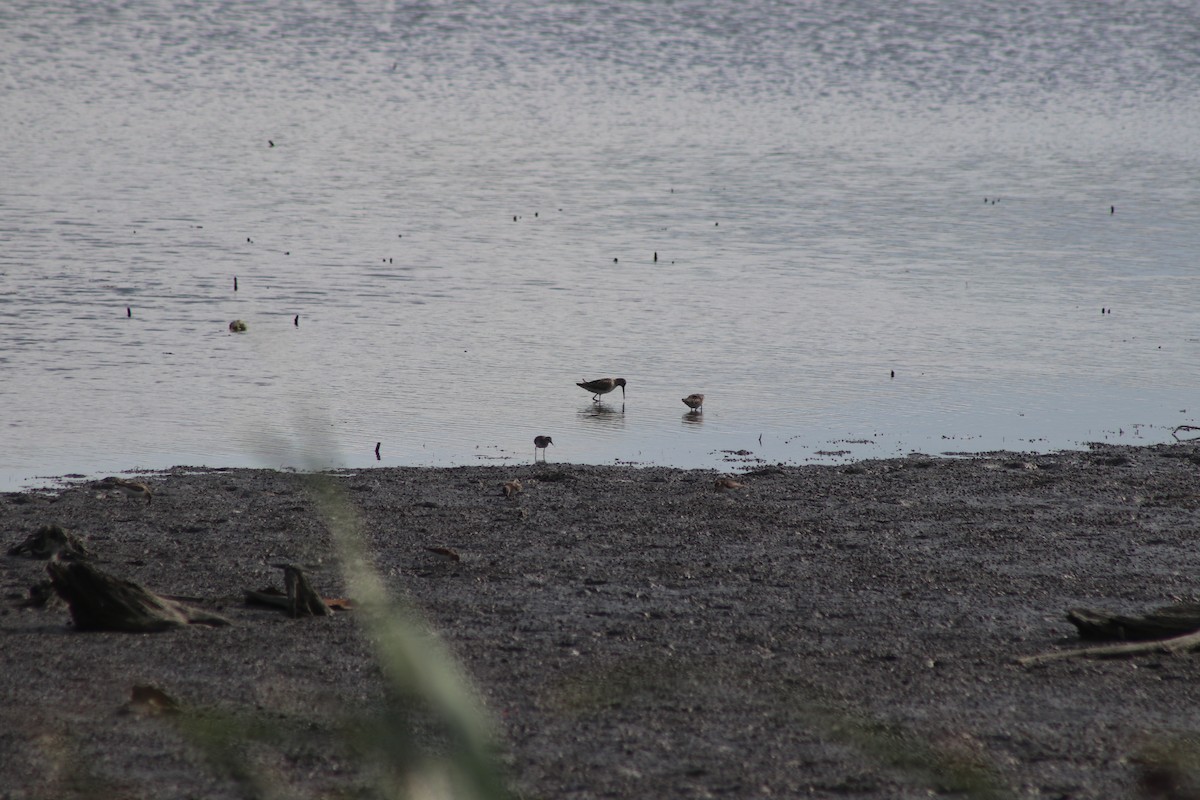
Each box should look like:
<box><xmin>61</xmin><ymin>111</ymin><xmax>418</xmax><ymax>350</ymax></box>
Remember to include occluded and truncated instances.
<box><xmin>47</xmin><ymin>560</ymin><xmax>230</xmax><ymax>632</ymax></box>
<box><xmin>1172</xmin><ymin>424</ymin><xmax>1200</xmax><ymax>441</ymax></box>
<box><xmin>8</xmin><ymin>524</ymin><xmax>92</xmax><ymax>560</ymax></box>
<box><xmin>284</xmin><ymin>565</ymin><xmax>332</xmax><ymax>617</ymax></box>
<box><xmin>1019</xmin><ymin>602</ymin><xmax>1200</xmax><ymax>665</ymax></box>
<box><xmin>17</xmin><ymin>580</ymin><xmax>58</xmax><ymax>609</ymax></box>
<box><xmin>244</xmin><ymin>565</ymin><xmax>342</xmax><ymax>617</ymax></box>
<box><xmin>1067</xmin><ymin>603</ymin><xmax>1200</xmax><ymax>641</ymax></box>
<box><xmin>1018</xmin><ymin>629</ymin><xmax>1200</xmax><ymax>666</ymax></box>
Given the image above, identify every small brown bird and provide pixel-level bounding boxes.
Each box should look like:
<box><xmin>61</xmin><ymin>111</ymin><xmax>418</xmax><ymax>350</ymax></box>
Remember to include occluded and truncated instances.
<box><xmin>577</xmin><ymin>377</ymin><xmax>626</xmax><ymax>402</ymax></box>
<box><xmin>95</xmin><ymin>476</ymin><xmax>153</xmax><ymax>504</ymax></box>
<box><xmin>682</xmin><ymin>393</ymin><xmax>705</xmax><ymax>411</ymax></box>
<box><xmin>534</xmin><ymin>435</ymin><xmax>554</xmax><ymax>463</ymax></box>
<box><xmin>714</xmin><ymin>477</ymin><xmax>746</xmax><ymax>492</ymax></box>
<box><xmin>228</xmin><ymin>320</ymin><xmax>247</xmax><ymax>332</ymax></box>
<box><xmin>502</xmin><ymin>479</ymin><xmax>523</xmax><ymax>497</ymax></box>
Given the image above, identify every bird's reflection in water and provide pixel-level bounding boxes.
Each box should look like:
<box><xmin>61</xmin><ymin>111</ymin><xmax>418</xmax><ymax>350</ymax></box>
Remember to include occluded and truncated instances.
<box><xmin>682</xmin><ymin>410</ymin><xmax>704</xmax><ymax>425</ymax></box>
<box><xmin>579</xmin><ymin>402</ymin><xmax>626</xmax><ymax>428</ymax></box>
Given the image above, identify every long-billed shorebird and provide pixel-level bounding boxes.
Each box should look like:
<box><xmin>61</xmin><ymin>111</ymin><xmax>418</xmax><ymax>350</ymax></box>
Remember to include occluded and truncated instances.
<box><xmin>682</xmin><ymin>393</ymin><xmax>704</xmax><ymax>412</ymax></box>
<box><xmin>534</xmin><ymin>435</ymin><xmax>554</xmax><ymax>463</ymax></box>
<box><xmin>577</xmin><ymin>377</ymin><xmax>626</xmax><ymax>402</ymax></box>
<box><xmin>95</xmin><ymin>476</ymin><xmax>153</xmax><ymax>504</ymax></box>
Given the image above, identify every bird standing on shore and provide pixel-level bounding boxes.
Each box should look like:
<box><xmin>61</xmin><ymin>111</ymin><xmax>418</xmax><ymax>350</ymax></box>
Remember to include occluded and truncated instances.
<box><xmin>534</xmin><ymin>435</ymin><xmax>554</xmax><ymax>463</ymax></box>
<box><xmin>577</xmin><ymin>377</ymin><xmax>626</xmax><ymax>402</ymax></box>
<box><xmin>682</xmin><ymin>393</ymin><xmax>704</xmax><ymax>412</ymax></box>
<box><xmin>95</xmin><ymin>477</ymin><xmax>153</xmax><ymax>504</ymax></box>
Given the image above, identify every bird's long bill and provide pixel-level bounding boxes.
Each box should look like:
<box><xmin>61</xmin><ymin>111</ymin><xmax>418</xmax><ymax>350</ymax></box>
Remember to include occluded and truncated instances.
<box><xmin>620</xmin><ymin>384</ymin><xmax>626</xmax><ymax>398</ymax></box>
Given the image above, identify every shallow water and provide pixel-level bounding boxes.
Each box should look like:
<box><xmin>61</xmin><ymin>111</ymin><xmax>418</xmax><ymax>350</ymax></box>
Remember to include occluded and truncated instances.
<box><xmin>3</xmin><ymin>0</ymin><xmax>1199</xmax><ymax>488</ymax></box>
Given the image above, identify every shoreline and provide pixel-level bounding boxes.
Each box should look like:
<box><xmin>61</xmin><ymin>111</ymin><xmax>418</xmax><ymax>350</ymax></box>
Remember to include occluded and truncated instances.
<box><xmin>4</xmin><ymin>441</ymin><xmax>1200</xmax><ymax>798</ymax></box>
<box><xmin>6</xmin><ymin>426</ymin><xmax>1191</xmax><ymax>495</ymax></box>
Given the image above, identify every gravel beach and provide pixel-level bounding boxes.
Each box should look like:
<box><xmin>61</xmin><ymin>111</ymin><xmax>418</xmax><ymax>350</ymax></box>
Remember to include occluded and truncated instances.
<box><xmin>4</xmin><ymin>442</ymin><xmax>1200</xmax><ymax>799</ymax></box>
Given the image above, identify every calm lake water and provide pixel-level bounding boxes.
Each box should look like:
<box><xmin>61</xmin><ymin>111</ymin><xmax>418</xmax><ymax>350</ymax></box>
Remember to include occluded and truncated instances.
<box><xmin>3</xmin><ymin>0</ymin><xmax>1199</xmax><ymax>489</ymax></box>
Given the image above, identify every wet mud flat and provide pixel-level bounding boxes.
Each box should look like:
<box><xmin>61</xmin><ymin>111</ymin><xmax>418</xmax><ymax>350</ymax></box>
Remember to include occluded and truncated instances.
<box><xmin>3</xmin><ymin>442</ymin><xmax>1200</xmax><ymax>799</ymax></box>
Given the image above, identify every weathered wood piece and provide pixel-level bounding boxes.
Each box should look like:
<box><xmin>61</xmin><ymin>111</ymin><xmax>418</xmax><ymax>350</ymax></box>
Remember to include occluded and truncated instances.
<box><xmin>17</xmin><ymin>580</ymin><xmax>58</xmax><ymax>608</ymax></box>
<box><xmin>283</xmin><ymin>564</ymin><xmax>332</xmax><ymax>618</ymax></box>
<box><xmin>8</xmin><ymin>524</ymin><xmax>92</xmax><ymax>560</ymax></box>
<box><xmin>1018</xmin><ymin>629</ymin><xmax>1200</xmax><ymax>666</ymax></box>
<box><xmin>1172</xmin><ymin>424</ymin><xmax>1200</xmax><ymax>440</ymax></box>
<box><xmin>1067</xmin><ymin>603</ymin><xmax>1200</xmax><ymax>641</ymax></box>
<box><xmin>244</xmin><ymin>585</ymin><xmax>351</xmax><ymax>612</ymax></box>
<box><xmin>244</xmin><ymin>564</ymin><xmax>335</xmax><ymax>617</ymax></box>
<box><xmin>244</xmin><ymin>586</ymin><xmax>290</xmax><ymax>609</ymax></box>
<box><xmin>47</xmin><ymin>560</ymin><xmax>230</xmax><ymax>631</ymax></box>
<box><xmin>1019</xmin><ymin>602</ymin><xmax>1200</xmax><ymax>665</ymax></box>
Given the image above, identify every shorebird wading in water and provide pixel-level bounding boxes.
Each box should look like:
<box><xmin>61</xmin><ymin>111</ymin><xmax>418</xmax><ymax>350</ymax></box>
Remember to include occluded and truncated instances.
<box><xmin>682</xmin><ymin>393</ymin><xmax>704</xmax><ymax>412</ymax></box>
<box><xmin>577</xmin><ymin>377</ymin><xmax>626</xmax><ymax>402</ymax></box>
<box><xmin>534</xmin><ymin>435</ymin><xmax>554</xmax><ymax>462</ymax></box>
